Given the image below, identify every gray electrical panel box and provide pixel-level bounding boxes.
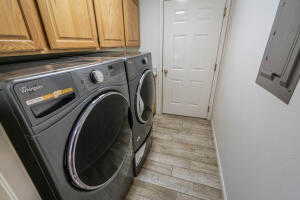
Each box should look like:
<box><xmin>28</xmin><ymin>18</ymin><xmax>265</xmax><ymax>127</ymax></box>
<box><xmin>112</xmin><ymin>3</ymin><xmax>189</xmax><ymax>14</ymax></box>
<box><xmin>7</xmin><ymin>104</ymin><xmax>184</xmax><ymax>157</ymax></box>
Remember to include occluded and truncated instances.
<box><xmin>256</xmin><ymin>0</ymin><xmax>300</xmax><ymax>104</ymax></box>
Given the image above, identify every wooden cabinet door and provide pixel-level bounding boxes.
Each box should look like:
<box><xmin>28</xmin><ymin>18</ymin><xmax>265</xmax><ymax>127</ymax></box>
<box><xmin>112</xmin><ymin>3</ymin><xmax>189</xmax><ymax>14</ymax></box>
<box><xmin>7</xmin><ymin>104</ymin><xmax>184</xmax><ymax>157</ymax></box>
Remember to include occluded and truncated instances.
<box><xmin>123</xmin><ymin>0</ymin><xmax>140</xmax><ymax>47</ymax></box>
<box><xmin>36</xmin><ymin>0</ymin><xmax>99</xmax><ymax>50</ymax></box>
<box><xmin>0</xmin><ymin>0</ymin><xmax>45</xmax><ymax>54</ymax></box>
<box><xmin>94</xmin><ymin>0</ymin><xmax>125</xmax><ymax>48</ymax></box>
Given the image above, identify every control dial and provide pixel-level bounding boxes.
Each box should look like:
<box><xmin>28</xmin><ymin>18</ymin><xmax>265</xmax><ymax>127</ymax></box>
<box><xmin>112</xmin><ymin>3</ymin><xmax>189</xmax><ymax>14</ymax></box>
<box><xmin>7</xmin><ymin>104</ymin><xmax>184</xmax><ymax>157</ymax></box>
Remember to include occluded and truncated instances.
<box><xmin>90</xmin><ymin>70</ymin><xmax>104</xmax><ymax>83</ymax></box>
<box><xmin>142</xmin><ymin>57</ymin><xmax>148</xmax><ymax>65</ymax></box>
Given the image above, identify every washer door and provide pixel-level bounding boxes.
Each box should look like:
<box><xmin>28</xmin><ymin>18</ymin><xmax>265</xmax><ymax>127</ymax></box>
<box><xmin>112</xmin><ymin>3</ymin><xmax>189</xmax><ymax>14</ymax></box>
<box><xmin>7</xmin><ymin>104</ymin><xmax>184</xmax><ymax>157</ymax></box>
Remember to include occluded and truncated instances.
<box><xmin>67</xmin><ymin>92</ymin><xmax>131</xmax><ymax>191</ymax></box>
<box><xmin>136</xmin><ymin>70</ymin><xmax>156</xmax><ymax>124</ymax></box>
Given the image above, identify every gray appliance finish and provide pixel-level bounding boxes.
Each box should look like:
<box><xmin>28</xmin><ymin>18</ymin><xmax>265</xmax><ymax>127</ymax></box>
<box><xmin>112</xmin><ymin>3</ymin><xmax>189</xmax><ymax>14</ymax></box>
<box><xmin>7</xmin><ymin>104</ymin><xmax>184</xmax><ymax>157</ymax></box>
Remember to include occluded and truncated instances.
<box><xmin>256</xmin><ymin>0</ymin><xmax>300</xmax><ymax>104</ymax></box>
<box><xmin>124</xmin><ymin>53</ymin><xmax>156</xmax><ymax>175</ymax></box>
<box><xmin>0</xmin><ymin>56</ymin><xmax>134</xmax><ymax>200</ymax></box>
<box><xmin>80</xmin><ymin>52</ymin><xmax>156</xmax><ymax>175</ymax></box>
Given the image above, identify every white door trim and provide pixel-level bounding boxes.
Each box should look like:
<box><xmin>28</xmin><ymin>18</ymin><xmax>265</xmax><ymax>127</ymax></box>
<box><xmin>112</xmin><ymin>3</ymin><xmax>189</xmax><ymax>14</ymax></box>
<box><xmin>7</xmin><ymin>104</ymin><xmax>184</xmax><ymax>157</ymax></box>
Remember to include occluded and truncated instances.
<box><xmin>207</xmin><ymin>0</ymin><xmax>232</xmax><ymax>120</ymax></box>
<box><xmin>157</xmin><ymin>0</ymin><xmax>232</xmax><ymax>119</ymax></box>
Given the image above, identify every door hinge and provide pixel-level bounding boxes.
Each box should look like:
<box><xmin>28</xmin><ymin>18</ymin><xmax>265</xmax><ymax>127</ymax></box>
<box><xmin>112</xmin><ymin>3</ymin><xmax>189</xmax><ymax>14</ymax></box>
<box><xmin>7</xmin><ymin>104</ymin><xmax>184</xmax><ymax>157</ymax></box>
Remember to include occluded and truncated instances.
<box><xmin>223</xmin><ymin>7</ymin><xmax>227</xmax><ymax>18</ymax></box>
<box><xmin>207</xmin><ymin>106</ymin><xmax>210</xmax><ymax>113</ymax></box>
<box><xmin>214</xmin><ymin>63</ymin><xmax>217</xmax><ymax>72</ymax></box>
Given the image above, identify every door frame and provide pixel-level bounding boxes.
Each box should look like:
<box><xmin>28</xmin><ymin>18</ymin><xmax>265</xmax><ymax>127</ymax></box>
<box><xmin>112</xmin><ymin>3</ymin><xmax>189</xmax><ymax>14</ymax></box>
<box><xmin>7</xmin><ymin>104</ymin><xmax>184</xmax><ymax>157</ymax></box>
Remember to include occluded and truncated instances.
<box><xmin>157</xmin><ymin>0</ymin><xmax>232</xmax><ymax>119</ymax></box>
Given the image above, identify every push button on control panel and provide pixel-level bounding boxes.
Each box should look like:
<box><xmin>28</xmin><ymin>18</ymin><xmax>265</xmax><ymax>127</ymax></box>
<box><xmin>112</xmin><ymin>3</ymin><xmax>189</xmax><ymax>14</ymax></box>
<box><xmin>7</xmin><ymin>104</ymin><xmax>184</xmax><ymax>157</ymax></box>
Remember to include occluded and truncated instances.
<box><xmin>90</xmin><ymin>70</ymin><xmax>104</xmax><ymax>84</ymax></box>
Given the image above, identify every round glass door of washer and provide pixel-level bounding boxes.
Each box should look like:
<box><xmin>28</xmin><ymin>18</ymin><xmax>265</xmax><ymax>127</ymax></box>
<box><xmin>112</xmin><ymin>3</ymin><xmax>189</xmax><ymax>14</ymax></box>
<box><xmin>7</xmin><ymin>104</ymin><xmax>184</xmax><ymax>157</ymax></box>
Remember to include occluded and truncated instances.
<box><xmin>66</xmin><ymin>92</ymin><xmax>131</xmax><ymax>190</ymax></box>
<box><xmin>135</xmin><ymin>70</ymin><xmax>156</xmax><ymax>124</ymax></box>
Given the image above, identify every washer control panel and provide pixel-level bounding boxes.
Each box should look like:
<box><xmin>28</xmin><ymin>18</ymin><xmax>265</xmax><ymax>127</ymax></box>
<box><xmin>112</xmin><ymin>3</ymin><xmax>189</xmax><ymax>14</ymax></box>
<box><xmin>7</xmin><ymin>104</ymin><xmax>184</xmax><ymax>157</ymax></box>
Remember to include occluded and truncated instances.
<box><xmin>13</xmin><ymin>73</ymin><xmax>78</xmax><ymax>126</ymax></box>
<box><xmin>72</xmin><ymin>61</ymin><xmax>127</xmax><ymax>93</ymax></box>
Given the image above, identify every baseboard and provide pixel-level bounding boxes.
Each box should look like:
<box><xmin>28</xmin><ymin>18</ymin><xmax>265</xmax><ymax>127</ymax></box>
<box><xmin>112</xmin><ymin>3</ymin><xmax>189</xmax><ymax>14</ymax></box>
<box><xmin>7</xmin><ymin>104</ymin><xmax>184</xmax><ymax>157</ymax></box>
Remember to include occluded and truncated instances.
<box><xmin>211</xmin><ymin>119</ymin><xmax>228</xmax><ymax>200</ymax></box>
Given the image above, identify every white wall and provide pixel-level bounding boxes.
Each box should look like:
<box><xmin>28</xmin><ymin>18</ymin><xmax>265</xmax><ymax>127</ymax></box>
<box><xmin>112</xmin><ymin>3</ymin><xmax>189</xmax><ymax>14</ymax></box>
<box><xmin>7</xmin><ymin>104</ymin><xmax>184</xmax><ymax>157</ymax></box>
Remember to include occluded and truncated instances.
<box><xmin>139</xmin><ymin>0</ymin><xmax>162</xmax><ymax>72</ymax></box>
<box><xmin>0</xmin><ymin>124</ymin><xmax>41</xmax><ymax>200</ymax></box>
<box><xmin>212</xmin><ymin>0</ymin><xmax>300</xmax><ymax>200</ymax></box>
<box><xmin>139</xmin><ymin>0</ymin><xmax>163</xmax><ymax>113</ymax></box>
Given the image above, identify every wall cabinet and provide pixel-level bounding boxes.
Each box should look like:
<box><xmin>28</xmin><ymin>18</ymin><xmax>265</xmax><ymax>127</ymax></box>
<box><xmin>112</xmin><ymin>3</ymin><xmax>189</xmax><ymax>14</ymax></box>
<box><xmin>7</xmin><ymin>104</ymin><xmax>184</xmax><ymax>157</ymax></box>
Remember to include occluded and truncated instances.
<box><xmin>123</xmin><ymin>0</ymin><xmax>140</xmax><ymax>47</ymax></box>
<box><xmin>0</xmin><ymin>0</ymin><xmax>45</xmax><ymax>55</ymax></box>
<box><xmin>36</xmin><ymin>0</ymin><xmax>99</xmax><ymax>50</ymax></box>
<box><xmin>94</xmin><ymin>0</ymin><xmax>125</xmax><ymax>48</ymax></box>
<box><xmin>0</xmin><ymin>0</ymin><xmax>140</xmax><ymax>57</ymax></box>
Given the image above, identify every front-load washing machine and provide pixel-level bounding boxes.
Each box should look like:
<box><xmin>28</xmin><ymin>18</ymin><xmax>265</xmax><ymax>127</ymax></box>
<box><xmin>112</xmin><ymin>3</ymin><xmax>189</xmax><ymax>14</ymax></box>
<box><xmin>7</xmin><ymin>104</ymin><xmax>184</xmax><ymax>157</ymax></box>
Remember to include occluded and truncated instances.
<box><xmin>0</xmin><ymin>56</ymin><xmax>134</xmax><ymax>200</ymax></box>
<box><xmin>124</xmin><ymin>52</ymin><xmax>156</xmax><ymax>175</ymax></box>
<box><xmin>78</xmin><ymin>52</ymin><xmax>156</xmax><ymax>175</ymax></box>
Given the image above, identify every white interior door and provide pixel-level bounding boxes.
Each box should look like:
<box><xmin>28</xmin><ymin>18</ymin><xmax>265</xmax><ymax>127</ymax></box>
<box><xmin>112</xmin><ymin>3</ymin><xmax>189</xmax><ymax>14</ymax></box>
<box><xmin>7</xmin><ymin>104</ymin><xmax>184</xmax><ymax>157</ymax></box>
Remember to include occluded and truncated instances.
<box><xmin>163</xmin><ymin>0</ymin><xmax>226</xmax><ymax>118</ymax></box>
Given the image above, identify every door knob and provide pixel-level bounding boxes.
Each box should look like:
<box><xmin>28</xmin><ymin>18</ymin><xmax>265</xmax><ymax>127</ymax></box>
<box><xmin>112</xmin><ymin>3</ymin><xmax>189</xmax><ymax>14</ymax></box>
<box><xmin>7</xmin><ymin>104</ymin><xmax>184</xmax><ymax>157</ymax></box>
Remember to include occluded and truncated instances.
<box><xmin>163</xmin><ymin>69</ymin><xmax>168</xmax><ymax>74</ymax></box>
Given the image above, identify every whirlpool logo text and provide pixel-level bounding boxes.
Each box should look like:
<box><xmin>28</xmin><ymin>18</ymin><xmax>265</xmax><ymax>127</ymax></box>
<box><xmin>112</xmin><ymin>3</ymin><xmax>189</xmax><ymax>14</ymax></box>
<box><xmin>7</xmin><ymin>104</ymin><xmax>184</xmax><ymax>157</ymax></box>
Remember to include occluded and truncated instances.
<box><xmin>20</xmin><ymin>85</ymin><xmax>44</xmax><ymax>94</ymax></box>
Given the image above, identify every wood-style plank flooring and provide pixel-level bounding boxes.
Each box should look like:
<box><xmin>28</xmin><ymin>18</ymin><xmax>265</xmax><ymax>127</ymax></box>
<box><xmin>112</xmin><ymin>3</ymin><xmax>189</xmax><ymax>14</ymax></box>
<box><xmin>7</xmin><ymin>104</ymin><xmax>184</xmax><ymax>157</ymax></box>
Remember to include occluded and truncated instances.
<box><xmin>126</xmin><ymin>114</ymin><xmax>223</xmax><ymax>200</ymax></box>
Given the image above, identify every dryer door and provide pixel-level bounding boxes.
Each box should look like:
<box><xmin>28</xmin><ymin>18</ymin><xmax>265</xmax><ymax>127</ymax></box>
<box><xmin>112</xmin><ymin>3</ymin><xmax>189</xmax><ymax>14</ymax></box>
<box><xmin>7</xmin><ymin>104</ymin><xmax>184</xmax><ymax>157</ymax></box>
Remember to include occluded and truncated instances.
<box><xmin>66</xmin><ymin>92</ymin><xmax>132</xmax><ymax>191</ymax></box>
<box><xmin>135</xmin><ymin>70</ymin><xmax>156</xmax><ymax>124</ymax></box>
